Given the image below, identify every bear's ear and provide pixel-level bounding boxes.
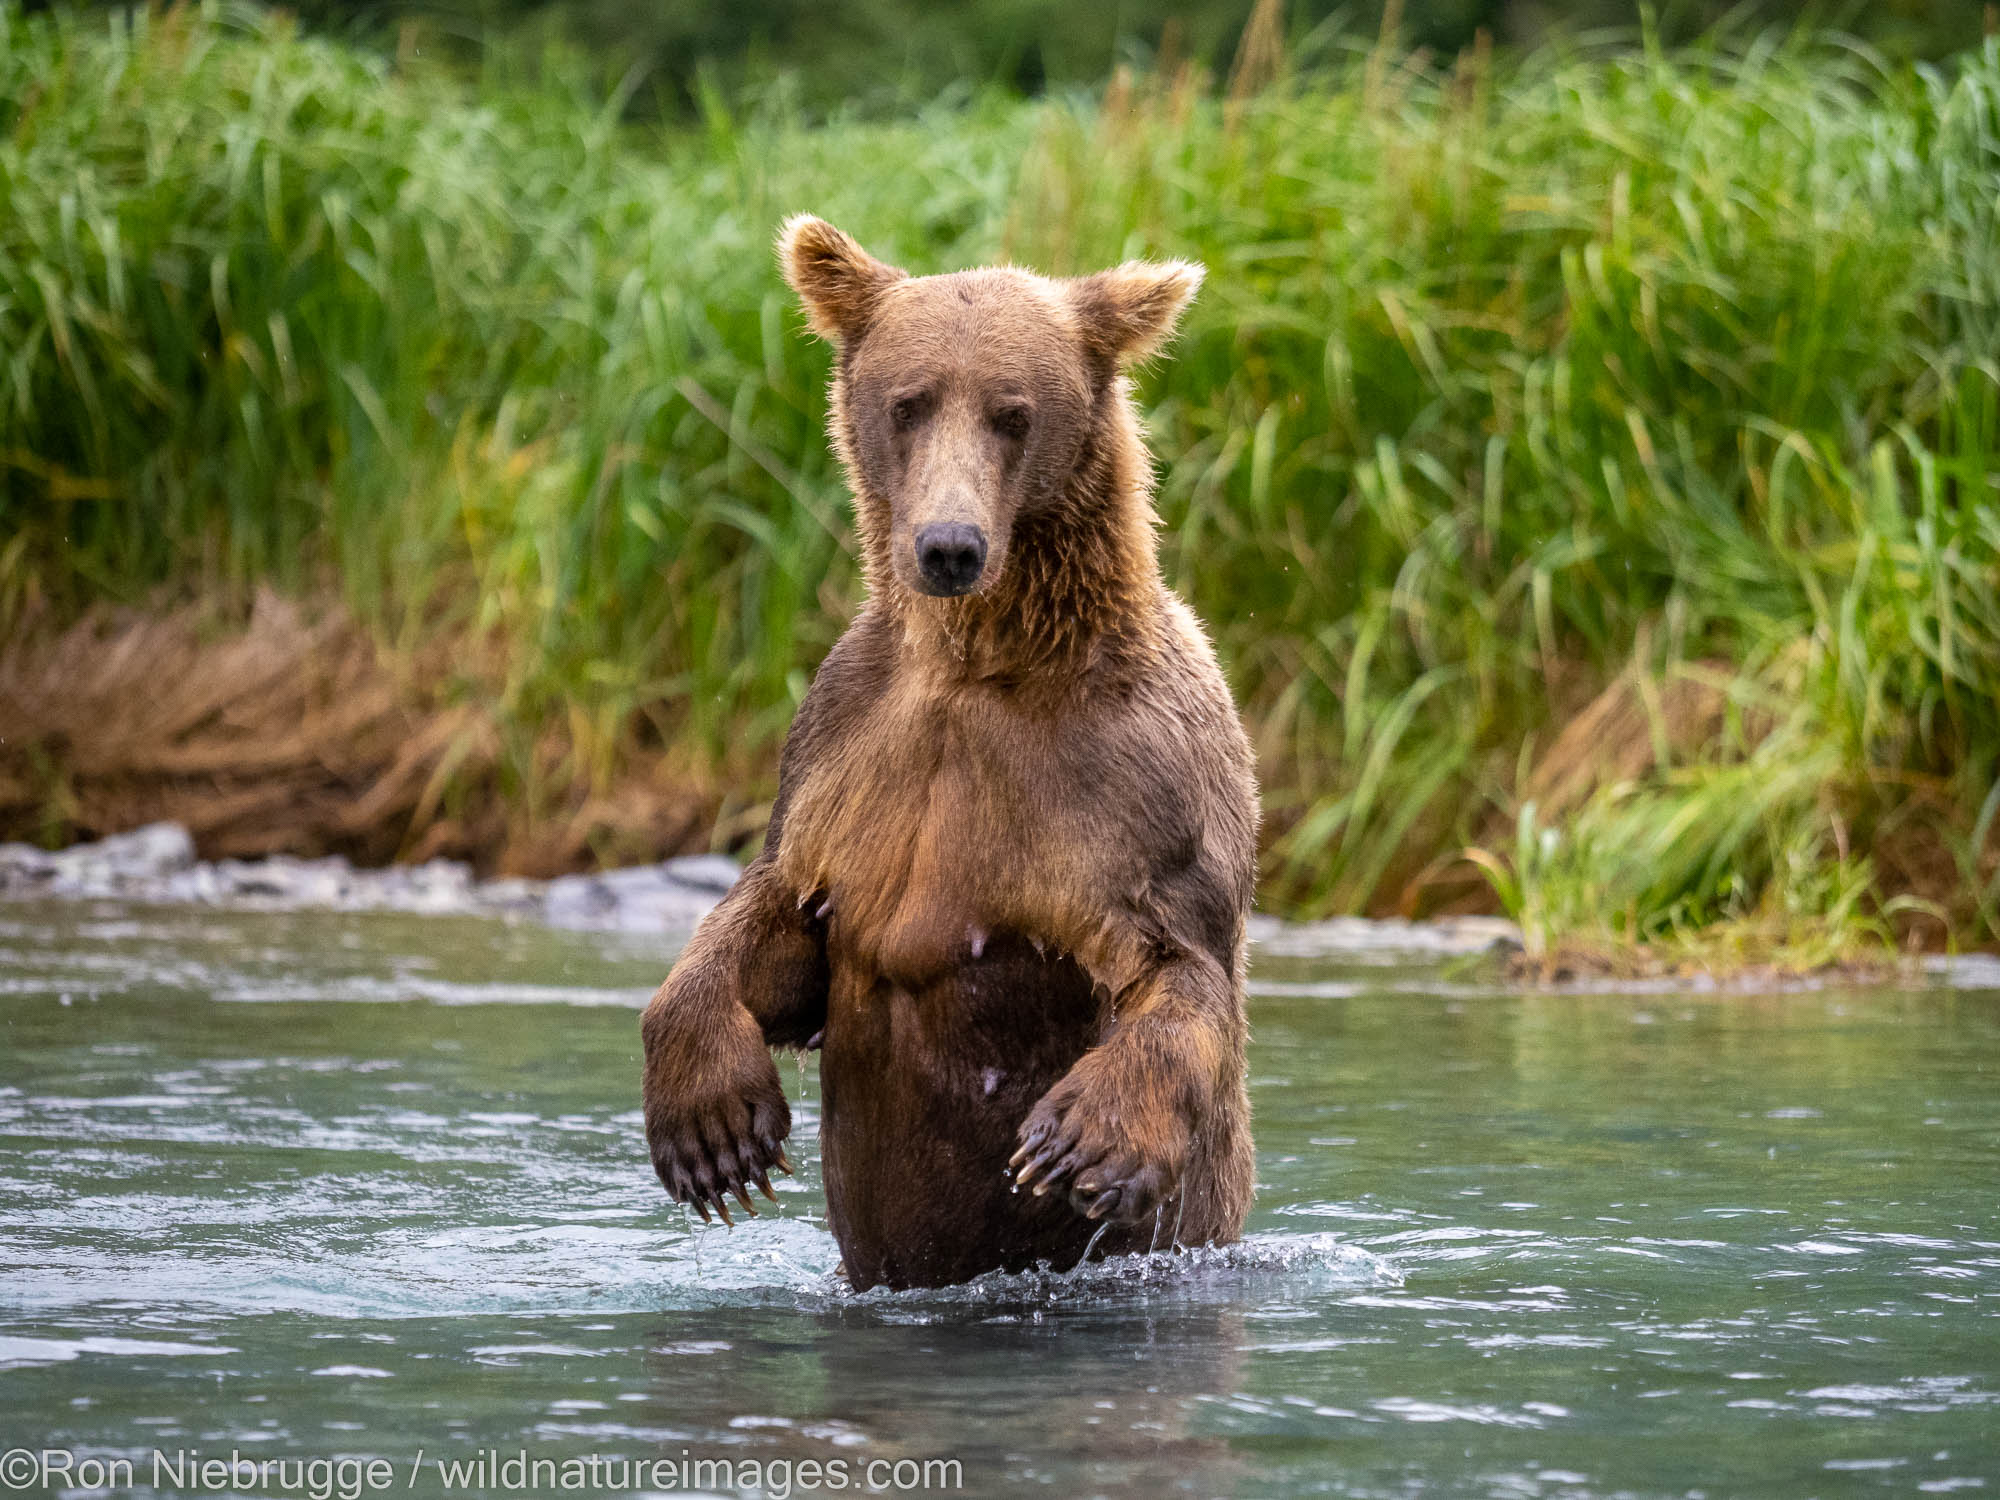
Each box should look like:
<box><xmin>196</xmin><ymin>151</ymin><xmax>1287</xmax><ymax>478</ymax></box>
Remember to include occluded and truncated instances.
<box><xmin>778</xmin><ymin>215</ymin><xmax>907</xmax><ymax>344</ymax></box>
<box><xmin>1066</xmin><ymin>259</ymin><xmax>1205</xmax><ymax>366</ymax></box>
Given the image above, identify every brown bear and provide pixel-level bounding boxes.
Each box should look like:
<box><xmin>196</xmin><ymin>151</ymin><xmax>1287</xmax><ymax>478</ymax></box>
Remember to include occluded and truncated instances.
<box><xmin>640</xmin><ymin>216</ymin><xmax>1259</xmax><ymax>1291</ymax></box>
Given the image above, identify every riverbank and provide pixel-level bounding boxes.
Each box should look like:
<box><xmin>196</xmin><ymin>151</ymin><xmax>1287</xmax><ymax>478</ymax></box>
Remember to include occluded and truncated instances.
<box><xmin>0</xmin><ymin>820</ymin><xmax>1524</xmax><ymax>956</ymax></box>
<box><xmin>14</xmin><ymin>821</ymin><xmax>2000</xmax><ymax>1001</ymax></box>
<box><xmin>15</xmin><ymin>817</ymin><xmax>2000</xmax><ymax>993</ymax></box>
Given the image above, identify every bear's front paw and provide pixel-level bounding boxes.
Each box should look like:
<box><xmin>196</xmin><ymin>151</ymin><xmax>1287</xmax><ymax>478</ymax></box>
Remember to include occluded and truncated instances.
<box><xmin>1008</xmin><ymin>1063</ymin><xmax>1188</xmax><ymax>1225</ymax></box>
<box><xmin>643</xmin><ymin>1015</ymin><xmax>791</xmax><ymax>1226</ymax></box>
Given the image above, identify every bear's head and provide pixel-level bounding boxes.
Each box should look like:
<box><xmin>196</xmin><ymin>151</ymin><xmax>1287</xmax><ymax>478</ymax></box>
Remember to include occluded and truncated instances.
<box><xmin>778</xmin><ymin>215</ymin><xmax>1201</xmax><ymax>608</ymax></box>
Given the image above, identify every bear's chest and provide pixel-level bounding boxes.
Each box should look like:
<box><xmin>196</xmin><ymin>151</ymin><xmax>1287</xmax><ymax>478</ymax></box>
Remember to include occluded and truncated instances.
<box><xmin>774</xmin><ymin>678</ymin><xmax>1133</xmax><ymax>986</ymax></box>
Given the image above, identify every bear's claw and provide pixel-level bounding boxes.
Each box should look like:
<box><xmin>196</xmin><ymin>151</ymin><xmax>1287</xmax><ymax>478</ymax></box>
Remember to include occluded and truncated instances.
<box><xmin>1009</xmin><ymin>1074</ymin><xmax>1185</xmax><ymax>1226</ymax></box>
<box><xmin>1081</xmin><ymin>1186</ymin><xmax>1123</xmax><ymax>1220</ymax></box>
<box><xmin>646</xmin><ymin>1061</ymin><xmax>792</xmax><ymax>1228</ymax></box>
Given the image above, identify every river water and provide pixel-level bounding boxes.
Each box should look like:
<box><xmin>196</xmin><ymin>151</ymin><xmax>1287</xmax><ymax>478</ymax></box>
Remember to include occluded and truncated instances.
<box><xmin>1</xmin><ymin>903</ymin><xmax>1996</xmax><ymax>1497</ymax></box>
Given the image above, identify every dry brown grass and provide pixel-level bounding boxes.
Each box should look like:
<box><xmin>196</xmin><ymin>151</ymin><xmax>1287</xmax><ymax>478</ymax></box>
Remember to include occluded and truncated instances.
<box><xmin>1521</xmin><ymin>660</ymin><xmax>1736</xmax><ymax>819</ymax></box>
<box><xmin>1391</xmin><ymin>659</ymin><xmax>1736</xmax><ymax>919</ymax></box>
<box><xmin>0</xmin><ymin>593</ymin><xmax>722</xmax><ymax>875</ymax></box>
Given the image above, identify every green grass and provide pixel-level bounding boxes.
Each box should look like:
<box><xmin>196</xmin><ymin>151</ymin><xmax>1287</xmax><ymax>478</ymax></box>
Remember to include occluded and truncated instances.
<box><xmin>3</xmin><ymin>2</ymin><xmax>1998</xmax><ymax>949</ymax></box>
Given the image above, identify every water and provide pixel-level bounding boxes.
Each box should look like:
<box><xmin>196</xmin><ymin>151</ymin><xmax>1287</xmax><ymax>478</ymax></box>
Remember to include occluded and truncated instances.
<box><xmin>2</xmin><ymin>903</ymin><xmax>1997</xmax><ymax>1498</ymax></box>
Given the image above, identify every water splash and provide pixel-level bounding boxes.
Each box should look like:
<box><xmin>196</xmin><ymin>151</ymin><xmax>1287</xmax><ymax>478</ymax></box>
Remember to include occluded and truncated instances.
<box><xmin>832</xmin><ymin>1232</ymin><xmax>1399</xmax><ymax>1314</ymax></box>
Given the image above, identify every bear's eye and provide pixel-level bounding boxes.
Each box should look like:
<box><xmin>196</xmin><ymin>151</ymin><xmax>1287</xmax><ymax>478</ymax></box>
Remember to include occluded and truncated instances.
<box><xmin>991</xmin><ymin>406</ymin><xmax>1032</xmax><ymax>441</ymax></box>
<box><xmin>890</xmin><ymin>396</ymin><xmax>925</xmax><ymax>431</ymax></box>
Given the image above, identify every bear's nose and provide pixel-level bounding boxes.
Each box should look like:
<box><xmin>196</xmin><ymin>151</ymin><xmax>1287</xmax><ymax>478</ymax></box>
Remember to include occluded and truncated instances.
<box><xmin>913</xmin><ymin>523</ymin><xmax>988</xmax><ymax>596</ymax></box>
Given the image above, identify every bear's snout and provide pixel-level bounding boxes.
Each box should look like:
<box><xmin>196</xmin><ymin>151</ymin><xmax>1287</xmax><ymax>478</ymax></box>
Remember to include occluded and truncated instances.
<box><xmin>914</xmin><ymin>522</ymin><xmax>988</xmax><ymax>596</ymax></box>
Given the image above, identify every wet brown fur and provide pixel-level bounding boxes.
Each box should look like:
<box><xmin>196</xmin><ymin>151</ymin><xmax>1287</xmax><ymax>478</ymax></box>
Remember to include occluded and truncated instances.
<box><xmin>641</xmin><ymin>217</ymin><xmax>1258</xmax><ymax>1289</ymax></box>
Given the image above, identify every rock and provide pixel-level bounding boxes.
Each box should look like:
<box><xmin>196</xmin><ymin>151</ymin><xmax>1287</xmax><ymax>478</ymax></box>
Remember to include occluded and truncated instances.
<box><xmin>539</xmin><ymin>860</ymin><xmax>734</xmax><ymax>931</ymax></box>
<box><xmin>0</xmin><ymin>842</ymin><xmax>58</xmax><ymax>889</ymax></box>
<box><xmin>44</xmin><ymin>821</ymin><xmax>197</xmax><ymax>896</ymax></box>
<box><xmin>402</xmin><ymin>860</ymin><xmax>475</xmax><ymax>914</ymax></box>
<box><xmin>0</xmin><ymin>822</ymin><xmax>198</xmax><ymax>898</ymax></box>
<box><xmin>542</xmin><ymin>873</ymin><xmax>613</xmax><ymax>927</ymax></box>
<box><xmin>660</xmin><ymin>854</ymin><xmax>744</xmax><ymax>895</ymax></box>
<box><xmin>473</xmin><ymin>878</ymin><xmax>544</xmax><ymax>916</ymax></box>
<box><xmin>90</xmin><ymin>822</ymin><xmax>196</xmax><ymax>878</ymax></box>
<box><xmin>215</xmin><ymin>857</ymin><xmax>308</xmax><ymax>898</ymax></box>
<box><xmin>1248</xmin><ymin>912</ymin><xmax>1522</xmax><ymax>958</ymax></box>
